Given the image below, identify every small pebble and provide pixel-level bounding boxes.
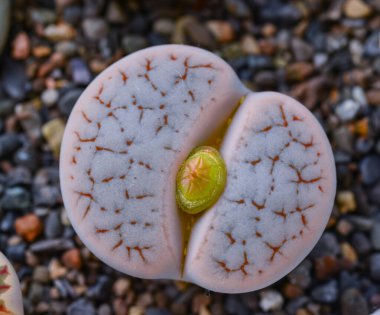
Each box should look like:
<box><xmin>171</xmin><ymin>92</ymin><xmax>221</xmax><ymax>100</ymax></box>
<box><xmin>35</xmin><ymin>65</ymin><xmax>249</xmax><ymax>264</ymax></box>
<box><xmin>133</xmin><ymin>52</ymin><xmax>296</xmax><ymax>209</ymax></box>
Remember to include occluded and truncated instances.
<box><xmin>153</xmin><ymin>19</ymin><xmax>175</xmax><ymax>36</ymax></box>
<box><xmin>225</xmin><ymin>0</ymin><xmax>251</xmax><ymax>18</ymax></box>
<box><xmin>44</xmin><ymin>23</ymin><xmax>76</xmax><ymax>41</ymax></box>
<box><xmin>343</xmin><ymin>0</ymin><xmax>372</xmax><ymax>18</ymax></box>
<box><xmin>370</xmin><ymin>253</ymin><xmax>380</xmax><ymax>281</ymax></box>
<box><xmin>341</xmin><ymin>288</ymin><xmax>369</xmax><ymax>315</ymax></box>
<box><xmin>12</xmin><ymin>32</ymin><xmax>30</xmax><ymax>60</ymax></box>
<box><xmin>62</xmin><ymin>248</ymin><xmax>82</xmax><ymax>269</ymax></box>
<box><xmin>1</xmin><ymin>186</ymin><xmax>30</xmax><ymax>211</ymax></box>
<box><xmin>67</xmin><ymin>298</ymin><xmax>96</xmax><ymax>315</ymax></box>
<box><xmin>41</xmin><ymin>88</ymin><xmax>59</xmax><ymax>107</ymax></box>
<box><xmin>335</xmin><ymin>99</ymin><xmax>361</xmax><ymax>121</ymax></box>
<box><xmin>121</xmin><ymin>35</ymin><xmax>148</xmax><ymax>53</ymax></box>
<box><xmin>44</xmin><ymin>211</ymin><xmax>63</xmax><ymax>238</ymax></box>
<box><xmin>0</xmin><ymin>133</ymin><xmax>22</xmax><ymax>159</ymax></box>
<box><xmin>15</xmin><ymin>213</ymin><xmax>43</xmax><ymax>242</ymax></box>
<box><xmin>113</xmin><ymin>278</ymin><xmax>131</xmax><ymax>297</ymax></box>
<box><xmin>49</xmin><ymin>258</ymin><xmax>67</xmax><ymax>279</ymax></box>
<box><xmin>371</xmin><ymin>222</ymin><xmax>380</xmax><ymax>250</ymax></box>
<box><xmin>360</xmin><ymin>155</ymin><xmax>380</xmax><ymax>186</ymax></box>
<box><xmin>82</xmin><ymin>18</ymin><xmax>109</xmax><ymax>40</ymax></box>
<box><xmin>33</xmin><ymin>265</ymin><xmax>50</xmax><ymax>283</ymax></box>
<box><xmin>259</xmin><ymin>290</ymin><xmax>284</xmax><ymax>311</ymax></box>
<box><xmin>311</xmin><ymin>280</ymin><xmax>338</xmax><ymax>303</ymax></box>
<box><xmin>42</xmin><ymin>118</ymin><xmax>65</xmax><ymax>157</ymax></box>
<box><xmin>352</xmin><ymin>232</ymin><xmax>371</xmax><ymax>254</ymax></box>
<box><xmin>206</xmin><ymin>21</ymin><xmax>235</xmax><ymax>43</ymax></box>
<box><xmin>337</xmin><ymin>191</ymin><xmax>356</xmax><ymax>213</ymax></box>
<box><xmin>69</xmin><ymin>58</ymin><xmax>92</xmax><ymax>85</ymax></box>
<box><xmin>58</xmin><ymin>88</ymin><xmax>83</xmax><ymax>116</ymax></box>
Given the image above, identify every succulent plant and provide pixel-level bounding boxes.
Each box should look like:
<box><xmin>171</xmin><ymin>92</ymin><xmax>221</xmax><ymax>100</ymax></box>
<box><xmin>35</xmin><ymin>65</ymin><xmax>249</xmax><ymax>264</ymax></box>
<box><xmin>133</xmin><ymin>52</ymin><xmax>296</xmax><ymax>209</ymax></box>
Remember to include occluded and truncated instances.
<box><xmin>60</xmin><ymin>45</ymin><xmax>336</xmax><ymax>293</ymax></box>
<box><xmin>0</xmin><ymin>252</ymin><xmax>23</xmax><ymax>315</ymax></box>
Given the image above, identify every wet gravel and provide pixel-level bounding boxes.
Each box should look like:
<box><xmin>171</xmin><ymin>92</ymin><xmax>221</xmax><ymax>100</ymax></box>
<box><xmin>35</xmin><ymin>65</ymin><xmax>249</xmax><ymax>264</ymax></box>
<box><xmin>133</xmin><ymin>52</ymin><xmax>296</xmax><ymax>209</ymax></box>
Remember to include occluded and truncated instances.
<box><xmin>1</xmin><ymin>0</ymin><xmax>380</xmax><ymax>314</ymax></box>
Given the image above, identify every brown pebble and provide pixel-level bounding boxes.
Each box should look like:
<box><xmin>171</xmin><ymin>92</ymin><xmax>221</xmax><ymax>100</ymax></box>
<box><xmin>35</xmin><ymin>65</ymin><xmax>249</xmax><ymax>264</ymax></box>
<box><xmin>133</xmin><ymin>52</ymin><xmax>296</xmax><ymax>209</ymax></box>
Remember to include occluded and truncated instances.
<box><xmin>286</xmin><ymin>62</ymin><xmax>314</xmax><ymax>82</ymax></box>
<box><xmin>344</xmin><ymin>0</ymin><xmax>372</xmax><ymax>18</ymax></box>
<box><xmin>337</xmin><ymin>191</ymin><xmax>356</xmax><ymax>214</ymax></box>
<box><xmin>296</xmin><ymin>309</ymin><xmax>311</xmax><ymax>315</ymax></box>
<box><xmin>354</xmin><ymin>118</ymin><xmax>369</xmax><ymax>137</ymax></box>
<box><xmin>136</xmin><ymin>292</ymin><xmax>153</xmax><ymax>308</ymax></box>
<box><xmin>62</xmin><ymin>248</ymin><xmax>82</xmax><ymax>269</ymax></box>
<box><xmin>366</xmin><ymin>89</ymin><xmax>380</xmax><ymax>106</ymax></box>
<box><xmin>14</xmin><ymin>214</ymin><xmax>43</xmax><ymax>242</ymax></box>
<box><xmin>315</xmin><ymin>255</ymin><xmax>340</xmax><ymax>280</ymax></box>
<box><xmin>192</xmin><ymin>293</ymin><xmax>211</xmax><ymax>314</ymax></box>
<box><xmin>113</xmin><ymin>298</ymin><xmax>128</xmax><ymax>315</ymax></box>
<box><xmin>155</xmin><ymin>290</ymin><xmax>168</xmax><ymax>308</ymax></box>
<box><xmin>206</xmin><ymin>20</ymin><xmax>235</xmax><ymax>43</ymax></box>
<box><xmin>341</xmin><ymin>242</ymin><xmax>358</xmax><ymax>266</ymax></box>
<box><xmin>284</xmin><ymin>283</ymin><xmax>303</xmax><ymax>299</ymax></box>
<box><xmin>33</xmin><ymin>45</ymin><xmax>52</xmax><ymax>58</ymax></box>
<box><xmin>12</xmin><ymin>32</ymin><xmax>30</xmax><ymax>60</ymax></box>
<box><xmin>262</xmin><ymin>23</ymin><xmax>277</xmax><ymax>37</ymax></box>
<box><xmin>259</xmin><ymin>39</ymin><xmax>276</xmax><ymax>56</ymax></box>
<box><xmin>241</xmin><ymin>34</ymin><xmax>260</xmax><ymax>55</ymax></box>
<box><xmin>113</xmin><ymin>277</ymin><xmax>131</xmax><ymax>297</ymax></box>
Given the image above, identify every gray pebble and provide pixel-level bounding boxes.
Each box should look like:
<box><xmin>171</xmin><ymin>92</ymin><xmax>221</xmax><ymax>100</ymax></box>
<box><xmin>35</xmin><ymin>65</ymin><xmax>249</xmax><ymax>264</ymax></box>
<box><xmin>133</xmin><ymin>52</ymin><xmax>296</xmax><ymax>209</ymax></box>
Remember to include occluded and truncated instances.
<box><xmin>121</xmin><ymin>35</ymin><xmax>148</xmax><ymax>53</ymax></box>
<box><xmin>153</xmin><ymin>19</ymin><xmax>175</xmax><ymax>36</ymax></box>
<box><xmin>55</xmin><ymin>41</ymin><xmax>78</xmax><ymax>57</ymax></box>
<box><xmin>0</xmin><ymin>133</ymin><xmax>22</xmax><ymax>159</ymax></box>
<box><xmin>87</xmin><ymin>275</ymin><xmax>112</xmax><ymax>301</ymax></box>
<box><xmin>29</xmin><ymin>8</ymin><xmax>56</xmax><ymax>24</ymax></box>
<box><xmin>70</xmin><ymin>58</ymin><xmax>92</xmax><ymax>85</ymax></box>
<box><xmin>58</xmin><ymin>88</ymin><xmax>83</xmax><ymax>116</ymax></box>
<box><xmin>6</xmin><ymin>243</ymin><xmax>26</xmax><ymax>263</ymax></box>
<box><xmin>291</xmin><ymin>38</ymin><xmax>314</xmax><ymax>61</ymax></box>
<box><xmin>82</xmin><ymin>18</ymin><xmax>109</xmax><ymax>40</ymax></box>
<box><xmin>225</xmin><ymin>0</ymin><xmax>251</xmax><ymax>18</ymax></box>
<box><xmin>0</xmin><ymin>99</ymin><xmax>14</xmax><ymax>118</ymax></box>
<box><xmin>364</xmin><ymin>31</ymin><xmax>380</xmax><ymax>57</ymax></box>
<box><xmin>352</xmin><ymin>232</ymin><xmax>371</xmax><ymax>255</ymax></box>
<box><xmin>333</xmin><ymin>126</ymin><xmax>353</xmax><ymax>153</ymax></box>
<box><xmin>310</xmin><ymin>232</ymin><xmax>340</xmax><ymax>258</ymax></box>
<box><xmin>28</xmin><ymin>282</ymin><xmax>45</xmax><ymax>304</ymax></box>
<box><xmin>348</xmin><ymin>215</ymin><xmax>374</xmax><ymax>231</ymax></box>
<box><xmin>1</xmin><ymin>58</ymin><xmax>28</xmax><ymax>100</ymax></box>
<box><xmin>341</xmin><ymin>288</ymin><xmax>369</xmax><ymax>315</ymax></box>
<box><xmin>360</xmin><ymin>155</ymin><xmax>380</xmax><ymax>186</ymax></box>
<box><xmin>8</xmin><ymin>167</ymin><xmax>32</xmax><ymax>186</ymax></box>
<box><xmin>371</xmin><ymin>222</ymin><xmax>380</xmax><ymax>250</ymax></box>
<box><xmin>30</xmin><ymin>239</ymin><xmax>74</xmax><ymax>253</ymax></box>
<box><xmin>41</xmin><ymin>88</ymin><xmax>59</xmax><ymax>107</ymax></box>
<box><xmin>33</xmin><ymin>185</ymin><xmax>61</xmax><ymax>207</ymax></box>
<box><xmin>98</xmin><ymin>304</ymin><xmax>112</xmax><ymax>315</ymax></box>
<box><xmin>335</xmin><ymin>99</ymin><xmax>361</xmax><ymax>122</ymax></box>
<box><xmin>311</xmin><ymin>280</ymin><xmax>338</xmax><ymax>303</ymax></box>
<box><xmin>369</xmin><ymin>183</ymin><xmax>380</xmax><ymax>206</ymax></box>
<box><xmin>0</xmin><ymin>212</ymin><xmax>15</xmax><ymax>233</ymax></box>
<box><xmin>1</xmin><ymin>187</ymin><xmax>31</xmax><ymax>211</ymax></box>
<box><xmin>370</xmin><ymin>253</ymin><xmax>380</xmax><ymax>281</ymax></box>
<box><xmin>33</xmin><ymin>265</ymin><xmax>50</xmax><ymax>283</ymax></box>
<box><xmin>287</xmin><ymin>260</ymin><xmax>312</xmax><ymax>289</ymax></box>
<box><xmin>67</xmin><ymin>298</ymin><xmax>96</xmax><ymax>315</ymax></box>
<box><xmin>44</xmin><ymin>211</ymin><xmax>63</xmax><ymax>238</ymax></box>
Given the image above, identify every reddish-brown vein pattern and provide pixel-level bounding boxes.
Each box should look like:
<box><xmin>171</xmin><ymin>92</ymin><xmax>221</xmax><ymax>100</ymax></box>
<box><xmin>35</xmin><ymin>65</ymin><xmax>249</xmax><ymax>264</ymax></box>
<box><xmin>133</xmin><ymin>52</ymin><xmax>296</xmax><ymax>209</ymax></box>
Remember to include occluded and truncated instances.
<box><xmin>173</xmin><ymin>57</ymin><xmax>215</xmax><ymax>102</ymax></box>
<box><xmin>213</xmin><ymin>104</ymin><xmax>325</xmax><ymax>276</ymax></box>
<box><xmin>68</xmin><ymin>53</ymin><xmax>218</xmax><ymax>265</ymax></box>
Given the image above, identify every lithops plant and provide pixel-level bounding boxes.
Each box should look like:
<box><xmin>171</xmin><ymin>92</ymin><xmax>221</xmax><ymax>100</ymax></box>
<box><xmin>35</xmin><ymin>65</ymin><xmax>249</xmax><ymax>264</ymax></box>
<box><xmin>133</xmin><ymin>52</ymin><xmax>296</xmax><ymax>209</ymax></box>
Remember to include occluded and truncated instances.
<box><xmin>0</xmin><ymin>252</ymin><xmax>24</xmax><ymax>315</ymax></box>
<box><xmin>60</xmin><ymin>45</ymin><xmax>336</xmax><ymax>293</ymax></box>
